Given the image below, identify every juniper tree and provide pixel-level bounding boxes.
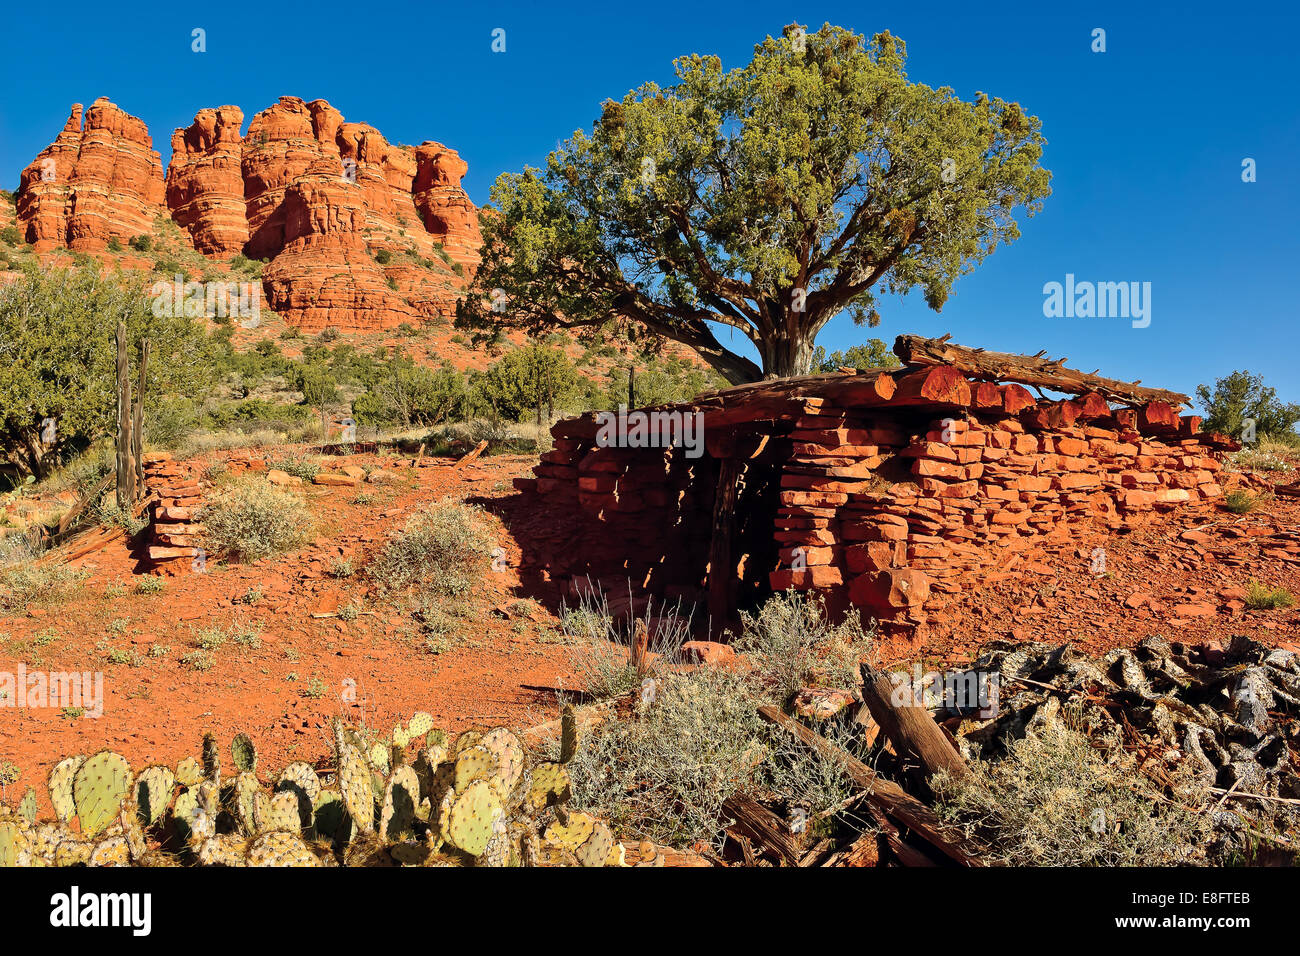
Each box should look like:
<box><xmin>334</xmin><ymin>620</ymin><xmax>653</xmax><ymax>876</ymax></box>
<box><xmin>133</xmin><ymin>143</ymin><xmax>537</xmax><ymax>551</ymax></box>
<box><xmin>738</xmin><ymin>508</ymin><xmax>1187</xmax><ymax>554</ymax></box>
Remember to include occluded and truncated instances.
<box><xmin>459</xmin><ymin>24</ymin><xmax>1051</xmax><ymax>383</ymax></box>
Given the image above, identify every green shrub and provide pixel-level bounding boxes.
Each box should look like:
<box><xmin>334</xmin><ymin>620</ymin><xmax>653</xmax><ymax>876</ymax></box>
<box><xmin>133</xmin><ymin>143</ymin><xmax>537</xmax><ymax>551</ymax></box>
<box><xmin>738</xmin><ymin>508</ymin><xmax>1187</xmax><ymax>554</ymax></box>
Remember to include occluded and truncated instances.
<box><xmin>202</xmin><ymin>478</ymin><xmax>313</xmax><ymax>562</ymax></box>
<box><xmin>1245</xmin><ymin>580</ymin><xmax>1294</xmax><ymax>610</ymax></box>
<box><xmin>128</xmin><ymin>235</ymin><xmax>152</xmax><ymax>252</ymax></box>
<box><xmin>106</xmin><ymin>237</ymin><xmax>123</xmax><ymax>252</ymax></box>
<box><xmin>374</xmin><ymin>249</ymin><xmax>393</xmax><ymax>265</ymax></box>
<box><xmin>1222</xmin><ymin>489</ymin><xmax>1260</xmax><ymax>514</ymax></box>
<box><xmin>368</xmin><ymin>500</ymin><xmax>492</xmax><ymax>597</ymax></box>
<box><xmin>1</xmin><ymin>226</ymin><xmax>23</xmax><ymax>246</ymax></box>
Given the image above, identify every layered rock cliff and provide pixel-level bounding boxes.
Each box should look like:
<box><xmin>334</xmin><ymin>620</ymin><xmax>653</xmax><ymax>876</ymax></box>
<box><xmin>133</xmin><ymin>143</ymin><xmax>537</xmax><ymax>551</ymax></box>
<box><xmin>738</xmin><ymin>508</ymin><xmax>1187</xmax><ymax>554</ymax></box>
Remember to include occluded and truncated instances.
<box><xmin>15</xmin><ymin>95</ymin><xmax>483</xmax><ymax>332</ymax></box>
<box><xmin>17</xmin><ymin>99</ymin><xmax>166</xmax><ymax>251</ymax></box>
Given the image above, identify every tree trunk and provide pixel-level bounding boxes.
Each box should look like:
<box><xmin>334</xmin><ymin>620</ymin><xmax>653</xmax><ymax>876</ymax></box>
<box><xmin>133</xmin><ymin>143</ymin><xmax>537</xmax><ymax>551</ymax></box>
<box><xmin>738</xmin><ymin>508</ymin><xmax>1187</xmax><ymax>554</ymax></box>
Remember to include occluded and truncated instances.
<box><xmin>763</xmin><ymin>332</ymin><xmax>817</xmax><ymax>379</ymax></box>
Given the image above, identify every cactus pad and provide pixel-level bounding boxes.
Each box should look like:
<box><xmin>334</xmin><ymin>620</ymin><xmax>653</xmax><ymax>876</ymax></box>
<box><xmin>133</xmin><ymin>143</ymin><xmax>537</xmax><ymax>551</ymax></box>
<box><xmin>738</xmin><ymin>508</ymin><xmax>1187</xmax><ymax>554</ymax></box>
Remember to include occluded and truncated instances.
<box><xmin>47</xmin><ymin>755</ymin><xmax>84</xmax><ymax>823</ymax></box>
<box><xmin>277</xmin><ymin>762</ymin><xmax>321</xmax><ymax>803</ymax></box>
<box><xmin>544</xmin><ymin>811</ymin><xmax>597</xmax><ymax>851</ymax></box>
<box><xmin>246</xmin><ymin>830</ymin><xmax>319</xmax><ymax>867</ymax></box>
<box><xmin>197</xmin><ymin>834</ymin><xmax>247</xmax><ymax>866</ymax></box>
<box><xmin>576</xmin><ymin>820</ymin><xmax>614</xmax><ymax>868</ymax></box>
<box><xmin>480</xmin><ymin>728</ymin><xmax>525</xmax><ymax>796</ymax></box>
<box><xmin>18</xmin><ymin>787</ymin><xmax>36</xmax><ymax>826</ymax></box>
<box><xmin>72</xmin><ymin>751</ymin><xmax>132</xmax><ymax>838</ymax></box>
<box><xmin>231</xmin><ymin>732</ymin><xmax>257</xmax><ymax>774</ymax></box>
<box><xmin>380</xmin><ymin>765</ymin><xmax>420</xmax><ymax>840</ymax></box>
<box><xmin>0</xmin><ymin>821</ymin><xmax>28</xmax><ymax>867</ymax></box>
<box><xmin>135</xmin><ymin>765</ymin><xmax>176</xmax><ymax>827</ymax></box>
<box><xmin>337</xmin><ymin>742</ymin><xmax>375</xmax><ymax>835</ymax></box>
<box><xmin>453</xmin><ymin>745</ymin><xmax>496</xmax><ymax>792</ymax></box>
<box><xmin>526</xmin><ymin>762</ymin><xmax>572</xmax><ymax>811</ymax></box>
<box><xmin>446</xmin><ymin>779</ymin><xmax>504</xmax><ymax>857</ymax></box>
<box><xmin>407</xmin><ymin>711</ymin><xmax>434</xmax><ymax>740</ymax></box>
<box><xmin>175</xmin><ymin>756</ymin><xmax>203</xmax><ymax>787</ymax></box>
<box><xmin>266</xmin><ymin>790</ymin><xmax>302</xmax><ymax>833</ymax></box>
<box><xmin>90</xmin><ymin>834</ymin><xmax>130</xmax><ymax>867</ymax></box>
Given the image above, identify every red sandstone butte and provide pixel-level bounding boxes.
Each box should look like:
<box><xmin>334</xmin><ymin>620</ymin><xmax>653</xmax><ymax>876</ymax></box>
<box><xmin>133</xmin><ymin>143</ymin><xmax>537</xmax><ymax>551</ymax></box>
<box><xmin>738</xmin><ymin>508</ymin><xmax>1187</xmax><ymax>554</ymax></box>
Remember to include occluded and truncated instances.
<box><xmin>15</xmin><ymin>94</ymin><xmax>485</xmax><ymax>333</ymax></box>
<box><xmin>17</xmin><ymin>99</ymin><xmax>166</xmax><ymax>250</ymax></box>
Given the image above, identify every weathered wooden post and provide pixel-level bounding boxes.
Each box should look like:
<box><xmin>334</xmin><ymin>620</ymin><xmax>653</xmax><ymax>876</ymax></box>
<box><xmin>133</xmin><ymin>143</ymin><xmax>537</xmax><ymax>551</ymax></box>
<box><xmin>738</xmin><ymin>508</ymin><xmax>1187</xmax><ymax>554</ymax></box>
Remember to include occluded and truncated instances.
<box><xmin>132</xmin><ymin>338</ymin><xmax>149</xmax><ymax>493</ymax></box>
<box><xmin>115</xmin><ymin>321</ymin><xmax>136</xmax><ymax>510</ymax></box>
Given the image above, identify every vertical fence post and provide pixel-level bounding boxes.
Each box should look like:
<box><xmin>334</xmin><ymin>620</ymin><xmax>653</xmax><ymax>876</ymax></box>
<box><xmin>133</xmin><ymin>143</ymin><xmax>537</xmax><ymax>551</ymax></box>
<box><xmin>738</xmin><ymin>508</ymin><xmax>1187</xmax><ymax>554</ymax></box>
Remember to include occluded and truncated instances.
<box><xmin>115</xmin><ymin>321</ymin><xmax>135</xmax><ymax>510</ymax></box>
<box><xmin>132</xmin><ymin>338</ymin><xmax>149</xmax><ymax>495</ymax></box>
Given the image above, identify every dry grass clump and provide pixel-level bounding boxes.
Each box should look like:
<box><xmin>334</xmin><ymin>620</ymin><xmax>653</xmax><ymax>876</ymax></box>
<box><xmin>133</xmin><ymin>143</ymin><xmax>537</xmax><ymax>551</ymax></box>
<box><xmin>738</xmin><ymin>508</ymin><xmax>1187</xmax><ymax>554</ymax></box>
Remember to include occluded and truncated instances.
<box><xmin>736</xmin><ymin>590</ymin><xmax>867</xmax><ymax>703</ymax></box>
<box><xmin>1222</xmin><ymin>489</ymin><xmax>1262</xmax><ymax>514</ymax></box>
<box><xmin>202</xmin><ymin>478</ymin><xmax>313</xmax><ymax>562</ymax></box>
<box><xmin>933</xmin><ymin>719</ymin><xmax>1213</xmax><ymax>866</ymax></box>
<box><xmin>558</xmin><ymin>582</ymin><xmax>693</xmax><ymax>699</ymax></box>
<box><xmin>0</xmin><ymin>561</ymin><xmax>87</xmax><ymax>613</ymax></box>
<box><xmin>368</xmin><ymin>500</ymin><xmax>493</xmax><ymax>598</ymax></box>
<box><xmin>559</xmin><ymin>589</ymin><xmax>868</xmax><ymax>850</ymax></box>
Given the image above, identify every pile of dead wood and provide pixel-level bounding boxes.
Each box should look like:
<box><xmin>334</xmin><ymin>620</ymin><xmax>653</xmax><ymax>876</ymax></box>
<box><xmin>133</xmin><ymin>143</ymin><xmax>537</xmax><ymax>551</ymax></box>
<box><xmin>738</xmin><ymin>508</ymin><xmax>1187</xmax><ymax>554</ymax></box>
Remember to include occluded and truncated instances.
<box><xmin>717</xmin><ymin>666</ymin><xmax>988</xmax><ymax>867</ymax></box>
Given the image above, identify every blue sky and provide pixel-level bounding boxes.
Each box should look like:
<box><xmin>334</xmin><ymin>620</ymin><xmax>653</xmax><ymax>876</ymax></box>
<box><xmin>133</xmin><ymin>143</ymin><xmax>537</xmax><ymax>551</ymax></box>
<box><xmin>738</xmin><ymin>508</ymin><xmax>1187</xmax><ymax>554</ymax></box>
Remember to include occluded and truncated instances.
<box><xmin>2</xmin><ymin>1</ymin><xmax>1297</xmax><ymax>410</ymax></box>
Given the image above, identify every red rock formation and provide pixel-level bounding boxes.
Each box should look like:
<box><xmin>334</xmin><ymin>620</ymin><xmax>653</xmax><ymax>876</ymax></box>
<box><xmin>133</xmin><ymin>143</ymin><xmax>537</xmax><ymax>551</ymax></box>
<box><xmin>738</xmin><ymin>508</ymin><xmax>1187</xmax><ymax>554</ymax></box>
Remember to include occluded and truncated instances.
<box><xmin>16</xmin><ymin>98</ymin><xmax>166</xmax><ymax>250</ymax></box>
<box><xmin>166</xmin><ymin>106</ymin><xmax>247</xmax><ymax>255</ymax></box>
<box><xmin>413</xmin><ymin>142</ymin><xmax>482</xmax><ymax>270</ymax></box>
<box><xmin>15</xmin><ymin>94</ymin><xmax>483</xmax><ymax>332</ymax></box>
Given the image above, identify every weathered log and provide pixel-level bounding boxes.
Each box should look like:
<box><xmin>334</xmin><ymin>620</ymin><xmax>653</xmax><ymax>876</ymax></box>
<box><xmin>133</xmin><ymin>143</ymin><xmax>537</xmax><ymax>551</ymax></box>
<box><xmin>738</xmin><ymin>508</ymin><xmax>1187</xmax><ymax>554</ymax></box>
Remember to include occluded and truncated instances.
<box><xmin>455</xmin><ymin>439</ymin><xmax>489</xmax><ymax>467</ymax></box>
<box><xmin>860</xmin><ymin>664</ymin><xmax>971</xmax><ymax>783</ymax></box>
<box><xmin>893</xmin><ymin>334</ymin><xmax>1189</xmax><ymax>407</ymax></box>
<box><xmin>722</xmin><ymin>793</ymin><xmax>802</xmax><ymax>866</ymax></box>
<box><xmin>756</xmin><ymin>705</ymin><xmax>983</xmax><ymax>866</ymax></box>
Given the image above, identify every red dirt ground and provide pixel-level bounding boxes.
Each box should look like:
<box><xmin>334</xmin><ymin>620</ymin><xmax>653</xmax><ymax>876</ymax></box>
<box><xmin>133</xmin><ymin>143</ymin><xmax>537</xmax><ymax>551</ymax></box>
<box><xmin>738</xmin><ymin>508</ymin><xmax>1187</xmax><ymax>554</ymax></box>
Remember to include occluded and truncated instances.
<box><xmin>2</xmin><ymin>449</ymin><xmax>1297</xmax><ymax>813</ymax></box>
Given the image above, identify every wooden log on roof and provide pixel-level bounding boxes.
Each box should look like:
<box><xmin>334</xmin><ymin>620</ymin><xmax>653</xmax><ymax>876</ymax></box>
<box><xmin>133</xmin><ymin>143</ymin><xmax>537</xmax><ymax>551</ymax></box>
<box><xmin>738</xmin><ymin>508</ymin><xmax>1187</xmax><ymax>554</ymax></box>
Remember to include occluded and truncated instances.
<box><xmin>893</xmin><ymin>334</ymin><xmax>1190</xmax><ymax>408</ymax></box>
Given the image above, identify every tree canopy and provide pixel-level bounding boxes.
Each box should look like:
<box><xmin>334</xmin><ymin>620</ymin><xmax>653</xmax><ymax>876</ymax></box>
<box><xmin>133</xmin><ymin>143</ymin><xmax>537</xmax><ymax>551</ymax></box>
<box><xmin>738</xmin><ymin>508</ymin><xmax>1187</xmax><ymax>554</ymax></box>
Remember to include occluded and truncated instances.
<box><xmin>1196</xmin><ymin>370</ymin><xmax>1300</xmax><ymax>443</ymax></box>
<box><xmin>0</xmin><ymin>265</ymin><xmax>214</xmax><ymax>477</ymax></box>
<box><xmin>459</xmin><ymin>23</ymin><xmax>1051</xmax><ymax>383</ymax></box>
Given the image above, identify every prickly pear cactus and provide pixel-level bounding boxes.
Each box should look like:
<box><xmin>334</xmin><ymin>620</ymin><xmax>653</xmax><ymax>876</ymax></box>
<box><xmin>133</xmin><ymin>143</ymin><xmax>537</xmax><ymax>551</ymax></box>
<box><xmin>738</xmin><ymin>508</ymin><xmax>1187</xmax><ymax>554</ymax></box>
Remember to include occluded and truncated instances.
<box><xmin>201</xmin><ymin>732</ymin><xmax>221</xmax><ymax>789</ymax></box>
<box><xmin>380</xmin><ymin>765</ymin><xmax>420</xmax><ymax>840</ymax></box>
<box><xmin>266</xmin><ymin>790</ymin><xmax>302</xmax><ymax>833</ymax></box>
<box><xmin>231</xmin><ymin>733</ymin><xmax>257</xmax><ymax>774</ymax></box>
<box><xmin>407</xmin><ymin>712</ymin><xmax>434</xmax><ymax>740</ymax></box>
<box><xmin>0</xmin><ymin>821</ymin><xmax>29</xmax><ymax>867</ymax></box>
<box><xmin>198</xmin><ymin>834</ymin><xmax>247</xmax><ymax>866</ymax></box>
<box><xmin>367</xmin><ymin>743</ymin><xmax>390</xmax><ymax>776</ymax></box>
<box><xmin>72</xmin><ymin>751</ymin><xmax>132</xmax><ymax>838</ymax></box>
<box><xmin>47</xmin><ymin>755</ymin><xmax>84</xmax><ymax>823</ymax></box>
<box><xmin>232</xmin><ymin>771</ymin><xmax>261</xmax><ymax>834</ymax></box>
<box><xmin>526</xmin><ymin>762</ymin><xmax>572</xmax><ymax>811</ymax></box>
<box><xmin>453</xmin><ymin>746</ymin><xmax>495</xmax><ymax>792</ymax></box>
<box><xmin>246</xmin><ymin>831</ymin><xmax>319</xmax><ymax>867</ymax></box>
<box><xmin>276</xmin><ymin>762</ymin><xmax>321</xmax><ymax>804</ymax></box>
<box><xmin>575</xmin><ymin>821</ymin><xmax>615</xmax><ymax>868</ymax></box>
<box><xmin>337</xmin><ymin>741</ymin><xmax>375</xmax><ymax>836</ymax></box>
<box><xmin>312</xmin><ymin>791</ymin><xmax>350</xmax><ymax>844</ymax></box>
<box><xmin>560</xmin><ymin>705</ymin><xmax>578</xmax><ymax>764</ymax></box>
<box><xmin>544</xmin><ymin>811</ymin><xmax>597</xmax><ymax>852</ymax></box>
<box><xmin>90</xmin><ymin>834</ymin><xmax>130</xmax><ymax>867</ymax></box>
<box><xmin>176</xmin><ymin>756</ymin><xmax>203</xmax><ymax>787</ymax></box>
<box><xmin>135</xmin><ymin>765</ymin><xmax>175</xmax><ymax>827</ymax></box>
<box><xmin>446</xmin><ymin>779</ymin><xmax>504</xmax><ymax>857</ymax></box>
<box><xmin>18</xmin><ymin>787</ymin><xmax>36</xmax><ymax>826</ymax></box>
<box><xmin>481</xmin><ymin>728</ymin><xmax>525</xmax><ymax>797</ymax></box>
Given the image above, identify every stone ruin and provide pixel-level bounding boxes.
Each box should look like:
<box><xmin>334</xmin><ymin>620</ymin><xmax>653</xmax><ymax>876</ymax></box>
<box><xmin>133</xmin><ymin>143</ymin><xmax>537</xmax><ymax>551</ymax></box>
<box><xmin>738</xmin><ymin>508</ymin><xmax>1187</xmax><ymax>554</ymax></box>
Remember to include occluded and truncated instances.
<box><xmin>515</xmin><ymin>335</ymin><xmax>1239</xmax><ymax>640</ymax></box>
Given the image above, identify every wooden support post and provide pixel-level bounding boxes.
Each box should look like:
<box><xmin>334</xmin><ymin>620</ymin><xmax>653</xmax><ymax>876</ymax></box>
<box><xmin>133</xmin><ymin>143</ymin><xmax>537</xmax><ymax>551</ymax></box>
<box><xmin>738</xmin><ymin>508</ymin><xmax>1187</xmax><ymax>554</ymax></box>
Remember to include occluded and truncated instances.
<box><xmin>114</xmin><ymin>321</ymin><xmax>135</xmax><ymax>511</ymax></box>
<box><xmin>132</xmin><ymin>338</ymin><xmax>149</xmax><ymax>495</ymax></box>
<box><xmin>707</xmin><ymin>457</ymin><xmax>742</xmax><ymax>637</ymax></box>
<box><xmin>860</xmin><ymin>664</ymin><xmax>970</xmax><ymax>783</ymax></box>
